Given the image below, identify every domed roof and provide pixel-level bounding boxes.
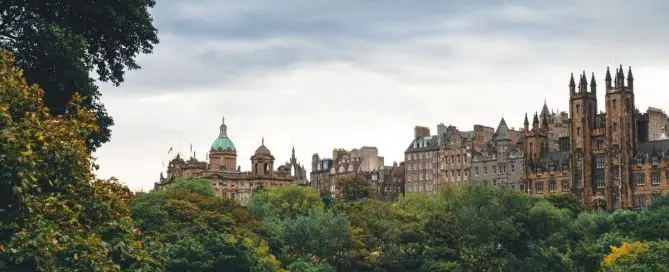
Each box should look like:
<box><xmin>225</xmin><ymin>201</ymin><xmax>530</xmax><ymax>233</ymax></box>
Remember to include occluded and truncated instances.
<box><xmin>254</xmin><ymin>138</ymin><xmax>272</xmax><ymax>155</ymax></box>
<box><xmin>211</xmin><ymin>116</ymin><xmax>236</xmax><ymax>151</ymax></box>
<box><xmin>212</xmin><ymin>137</ymin><xmax>235</xmax><ymax>151</ymax></box>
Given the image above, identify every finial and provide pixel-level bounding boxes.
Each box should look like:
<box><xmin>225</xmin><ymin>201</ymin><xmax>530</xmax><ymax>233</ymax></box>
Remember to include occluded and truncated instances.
<box><xmin>262</xmin><ymin>137</ymin><xmax>264</xmax><ymax>146</ymax></box>
<box><xmin>627</xmin><ymin>66</ymin><xmax>634</xmax><ymax>80</ymax></box>
<box><xmin>569</xmin><ymin>73</ymin><xmax>575</xmax><ymax>87</ymax></box>
<box><xmin>606</xmin><ymin>66</ymin><xmax>611</xmax><ymax>81</ymax></box>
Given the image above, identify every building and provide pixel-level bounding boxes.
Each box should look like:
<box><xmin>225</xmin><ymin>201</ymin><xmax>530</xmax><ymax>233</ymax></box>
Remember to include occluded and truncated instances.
<box><xmin>155</xmin><ymin>117</ymin><xmax>307</xmax><ymax>205</ymax></box>
<box><xmin>404</xmin><ymin>126</ymin><xmax>441</xmax><ymax>193</ymax></box>
<box><xmin>309</xmin><ymin>146</ymin><xmax>385</xmax><ymax>198</ymax></box>
<box><xmin>470</xmin><ymin>118</ymin><xmax>525</xmax><ymax>190</ymax></box>
<box><xmin>523</xmin><ymin>66</ymin><xmax>669</xmax><ymax>210</ymax></box>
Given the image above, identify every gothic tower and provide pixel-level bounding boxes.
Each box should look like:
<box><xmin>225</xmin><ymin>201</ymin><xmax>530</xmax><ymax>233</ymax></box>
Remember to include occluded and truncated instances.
<box><xmin>569</xmin><ymin>71</ymin><xmax>598</xmax><ymax>206</ymax></box>
<box><xmin>251</xmin><ymin>138</ymin><xmax>275</xmax><ymax>176</ymax></box>
<box><xmin>604</xmin><ymin>65</ymin><xmax>636</xmax><ymax>209</ymax></box>
<box><xmin>523</xmin><ymin>111</ymin><xmax>549</xmax><ymax>192</ymax></box>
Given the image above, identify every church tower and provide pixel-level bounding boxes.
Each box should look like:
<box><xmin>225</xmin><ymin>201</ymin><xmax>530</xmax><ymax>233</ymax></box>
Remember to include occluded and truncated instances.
<box><xmin>604</xmin><ymin>65</ymin><xmax>636</xmax><ymax>209</ymax></box>
<box><xmin>569</xmin><ymin>71</ymin><xmax>599</xmax><ymax>206</ymax></box>
<box><xmin>523</xmin><ymin>111</ymin><xmax>549</xmax><ymax>193</ymax></box>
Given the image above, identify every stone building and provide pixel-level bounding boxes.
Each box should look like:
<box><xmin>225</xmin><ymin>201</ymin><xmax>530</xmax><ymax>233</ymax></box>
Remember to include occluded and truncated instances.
<box><xmin>539</xmin><ymin>100</ymin><xmax>571</xmax><ymax>152</ymax></box>
<box><xmin>637</xmin><ymin>107</ymin><xmax>669</xmax><ymax>142</ymax></box>
<box><xmin>309</xmin><ymin>146</ymin><xmax>385</xmax><ymax>198</ymax></box>
<box><xmin>155</xmin><ymin>117</ymin><xmax>306</xmax><ymax>205</ymax></box>
<box><xmin>404</xmin><ymin>126</ymin><xmax>441</xmax><ymax>193</ymax></box>
<box><xmin>523</xmin><ymin>66</ymin><xmax>669</xmax><ymax>210</ymax></box>
<box><xmin>470</xmin><ymin>118</ymin><xmax>525</xmax><ymax>190</ymax></box>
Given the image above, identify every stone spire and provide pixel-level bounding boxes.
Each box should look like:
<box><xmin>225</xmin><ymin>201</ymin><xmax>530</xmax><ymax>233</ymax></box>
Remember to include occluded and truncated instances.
<box><xmin>219</xmin><ymin>116</ymin><xmax>228</xmax><ymax>137</ymax></box>
<box><xmin>569</xmin><ymin>73</ymin><xmax>576</xmax><ymax>94</ymax></box>
<box><xmin>627</xmin><ymin>66</ymin><xmax>634</xmax><ymax>91</ymax></box>
<box><xmin>590</xmin><ymin>72</ymin><xmax>596</xmax><ymax>93</ymax></box>
<box><xmin>524</xmin><ymin>113</ymin><xmax>529</xmax><ymax>130</ymax></box>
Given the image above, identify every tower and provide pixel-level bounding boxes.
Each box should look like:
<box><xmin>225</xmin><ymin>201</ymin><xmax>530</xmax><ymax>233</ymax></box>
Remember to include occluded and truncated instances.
<box><xmin>523</xmin><ymin>110</ymin><xmax>549</xmax><ymax>193</ymax></box>
<box><xmin>604</xmin><ymin>65</ymin><xmax>636</xmax><ymax>209</ymax></box>
<box><xmin>251</xmin><ymin>138</ymin><xmax>275</xmax><ymax>176</ymax></box>
<box><xmin>209</xmin><ymin>116</ymin><xmax>237</xmax><ymax>171</ymax></box>
<box><xmin>569</xmin><ymin>71</ymin><xmax>598</xmax><ymax>206</ymax></box>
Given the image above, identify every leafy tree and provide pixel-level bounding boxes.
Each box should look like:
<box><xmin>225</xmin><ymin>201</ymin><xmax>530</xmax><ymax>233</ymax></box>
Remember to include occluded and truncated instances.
<box><xmin>0</xmin><ymin>0</ymin><xmax>159</xmax><ymax>151</ymax></box>
<box><xmin>248</xmin><ymin>185</ymin><xmax>324</xmax><ymax>221</ymax></box>
<box><xmin>601</xmin><ymin>241</ymin><xmax>669</xmax><ymax>271</ymax></box>
<box><xmin>337</xmin><ymin>174</ymin><xmax>375</xmax><ymax>202</ymax></box>
<box><xmin>0</xmin><ymin>50</ymin><xmax>160</xmax><ymax>270</ymax></box>
<box><xmin>545</xmin><ymin>193</ymin><xmax>585</xmax><ymax>216</ymax></box>
<box><xmin>129</xmin><ymin>179</ymin><xmax>281</xmax><ymax>271</ymax></box>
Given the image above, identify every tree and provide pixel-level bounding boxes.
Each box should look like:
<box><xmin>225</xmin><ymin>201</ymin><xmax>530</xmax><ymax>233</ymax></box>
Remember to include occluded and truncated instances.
<box><xmin>129</xmin><ymin>179</ymin><xmax>281</xmax><ymax>272</ymax></box>
<box><xmin>0</xmin><ymin>0</ymin><xmax>159</xmax><ymax>151</ymax></box>
<box><xmin>247</xmin><ymin>185</ymin><xmax>324</xmax><ymax>221</ymax></box>
<box><xmin>337</xmin><ymin>174</ymin><xmax>375</xmax><ymax>202</ymax></box>
<box><xmin>0</xmin><ymin>50</ymin><xmax>160</xmax><ymax>270</ymax></box>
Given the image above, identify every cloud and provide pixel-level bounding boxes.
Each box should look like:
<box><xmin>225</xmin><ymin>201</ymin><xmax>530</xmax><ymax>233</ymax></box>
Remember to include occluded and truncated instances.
<box><xmin>94</xmin><ymin>0</ymin><xmax>669</xmax><ymax>190</ymax></box>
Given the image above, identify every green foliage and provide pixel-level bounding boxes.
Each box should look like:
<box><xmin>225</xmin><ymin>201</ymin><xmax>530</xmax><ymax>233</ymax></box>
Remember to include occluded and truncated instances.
<box><xmin>337</xmin><ymin>174</ymin><xmax>375</xmax><ymax>202</ymax></box>
<box><xmin>0</xmin><ymin>50</ymin><xmax>160</xmax><ymax>271</ymax></box>
<box><xmin>129</xmin><ymin>179</ymin><xmax>281</xmax><ymax>271</ymax></box>
<box><xmin>546</xmin><ymin>193</ymin><xmax>585</xmax><ymax>216</ymax></box>
<box><xmin>1</xmin><ymin>0</ymin><xmax>159</xmax><ymax>151</ymax></box>
<box><xmin>168</xmin><ymin>178</ymin><xmax>216</xmax><ymax>197</ymax></box>
<box><xmin>248</xmin><ymin>185</ymin><xmax>324</xmax><ymax>221</ymax></box>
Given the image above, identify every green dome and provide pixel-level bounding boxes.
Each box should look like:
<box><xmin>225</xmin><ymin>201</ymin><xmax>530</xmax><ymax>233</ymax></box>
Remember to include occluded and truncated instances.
<box><xmin>211</xmin><ymin>136</ymin><xmax>235</xmax><ymax>151</ymax></box>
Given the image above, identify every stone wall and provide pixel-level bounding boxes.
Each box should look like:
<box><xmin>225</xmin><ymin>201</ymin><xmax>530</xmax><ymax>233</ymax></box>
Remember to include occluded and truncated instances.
<box><xmin>647</xmin><ymin>107</ymin><xmax>669</xmax><ymax>141</ymax></box>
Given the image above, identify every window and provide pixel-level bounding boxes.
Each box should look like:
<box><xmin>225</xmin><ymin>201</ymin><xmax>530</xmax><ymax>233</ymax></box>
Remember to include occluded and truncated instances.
<box><xmin>484</xmin><ymin>166</ymin><xmax>488</xmax><ymax>175</ymax></box>
<box><xmin>493</xmin><ymin>166</ymin><xmax>497</xmax><ymax>174</ymax></box>
<box><xmin>549</xmin><ymin>181</ymin><xmax>557</xmax><ymax>192</ymax></box>
<box><xmin>536</xmin><ymin>183</ymin><xmax>544</xmax><ymax>194</ymax></box>
<box><xmin>474</xmin><ymin>167</ymin><xmax>479</xmax><ymax>176</ymax></box>
<box><xmin>577</xmin><ymin>127</ymin><xmax>581</xmax><ymax>136</ymax></box>
<box><xmin>635</xmin><ymin>195</ymin><xmax>647</xmax><ymax>209</ymax></box>
<box><xmin>511</xmin><ymin>164</ymin><xmax>515</xmax><ymax>173</ymax></box>
<box><xmin>637</xmin><ymin>158</ymin><xmax>643</xmax><ymax>167</ymax></box>
<box><xmin>562</xmin><ymin>165</ymin><xmax>569</xmax><ymax>174</ymax></box>
<box><xmin>596</xmin><ymin>178</ymin><xmax>605</xmax><ymax>189</ymax></box>
<box><xmin>451</xmin><ymin>155</ymin><xmax>455</xmax><ymax>164</ymax></box>
<box><xmin>457</xmin><ymin>170</ymin><xmax>461</xmax><ymax>177</ymax></box>
<box><xmin>612</xmin><ymin>99</ymin><xmax>617</xmax><ymax>111</ymax></box>
<box><xmin>652</xmin><ymin>174</ymin><xmax>660</xmax><ymax>185</ymax></box>
<box><xmin>562</xmin><ymin>180</ymin><xmax>570</xmax><ymax>192</ymax></box>
<box><xmin>457</xmin><ymin>155</ymin><xmax>461</xmax><ymax>164</ymax></box>
<box><xmin>576</xmin><ymin>104</ymin><xmax>580</xmax><ymax>113</ymax></box>
<box><xmin>636</xmin><ymin>174</ymin><xmax>645</xmax><ymax>186</ymax></box>
<box><xmin>597</xmin><ymin>140</ymin><xmax>604</xmax><ymax>150</ymax></box>
<box><xmin>596</xmin><ymin>156</ymin><xmax>604</xmax><ymax>169</ymax></box>
<box><xmin>613</xmin><ymin>122</ymin><xmax>618</xmax><ymax>132</ymax></box>
<box><xmin>652</xmin><ymin>156</ymin><xmax>659</xmax><ymax>166</ymax></box>
<box><xmin>463</xmin><ymin>155</ymin><xmax>467</xmax><ymax>163</ymax></box>
<box><xmin>520</xmin><ymin>184</ymin><xmax>525</xmax><ymax>192</ymax></box>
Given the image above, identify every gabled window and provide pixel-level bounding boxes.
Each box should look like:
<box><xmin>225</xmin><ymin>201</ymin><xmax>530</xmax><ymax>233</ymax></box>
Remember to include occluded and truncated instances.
<box><xmin>637</xmin><ymin>158</ymin><xmax>643</xmax><ymax>167</ymax></box>
<box><xmin>562</xmin><ymin>165</ymin><xmax>569</xmax><ymax>174</ymax></box>
<box><xmin>652</xmin><ymin>156</ymin><xmax>659</xmax><ymax>166</ymax></box>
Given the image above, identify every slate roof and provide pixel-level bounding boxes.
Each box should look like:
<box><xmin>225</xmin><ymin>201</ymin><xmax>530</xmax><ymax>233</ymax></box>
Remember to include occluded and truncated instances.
<box><xmin>405</xmin><ymin>135</ymin><xmax>441</xmax><ymax>152</ymax></box>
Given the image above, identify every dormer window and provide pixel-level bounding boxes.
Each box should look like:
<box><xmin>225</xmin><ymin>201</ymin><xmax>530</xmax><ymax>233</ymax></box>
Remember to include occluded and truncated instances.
<box><xmin>637</xmin><ymin>158</ymin><xmax>643</xmax><ymax>167</ymax></box>
<box><xmin>549</xmin><ymin>165</ymin><xmax>555</xmax><ymax>175</ymax></box>
<box><xmin>562</xmin><ymin>165</ymin><xmax>569</xmax><ymax>174</ymax></box>
<box><xmin>652</xmin><ymin>156</ymin><xmax>659</xmax><ymax>166</ymax></box>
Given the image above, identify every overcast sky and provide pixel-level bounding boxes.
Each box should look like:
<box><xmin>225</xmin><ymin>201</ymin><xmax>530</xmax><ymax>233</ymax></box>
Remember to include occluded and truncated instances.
<box><xmin>93</xmin><ymin>0</ymin><xmax>669</xmax><ymax>191</ymax></box>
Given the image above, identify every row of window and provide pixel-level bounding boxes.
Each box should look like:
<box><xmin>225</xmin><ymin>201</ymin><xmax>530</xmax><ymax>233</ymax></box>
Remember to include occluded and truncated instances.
<box><xmin>474</xmin><ymin>164</ymin><xmax>516</xmax><ymax>176</ymax></box>
<box><xmin>534</xmin><ymin>180</ymin><xmax>572</xmax><ymax>194</ymax></box>
<box><xmin>406</xmin><ymin>151</ymin><xmax>439</xmax><ymax>161</ymax></box>
<box><xmin>635</xmin><ymin>194</ymin><xmax>665</xmax><ymax>209</ymax></box>
<box><xmin>635</xmin><ymin>172</ymin><xmax>665</xmax><ymax>186</ymax></box>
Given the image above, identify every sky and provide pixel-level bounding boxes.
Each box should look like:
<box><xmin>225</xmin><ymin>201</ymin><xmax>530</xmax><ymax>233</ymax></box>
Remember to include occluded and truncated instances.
<box><xmin>93</xmin><ymin>0</ymin><xmax>669</xmax><ymax>191</ymax></box>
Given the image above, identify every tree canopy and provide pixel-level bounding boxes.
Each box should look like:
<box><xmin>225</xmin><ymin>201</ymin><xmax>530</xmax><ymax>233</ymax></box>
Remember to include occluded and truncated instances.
<box><xmin>0</xmin><ymin>0</ymin><xmax>159</xmax><ymax>151</ymax></box>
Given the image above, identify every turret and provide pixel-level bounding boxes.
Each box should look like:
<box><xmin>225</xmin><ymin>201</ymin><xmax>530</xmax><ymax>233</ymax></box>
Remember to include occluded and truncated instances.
<box><xmin>579</xmin><ymin>71</ymin><xmax>588</xmax><ymax>93</ymax></box>
<box><xmin>524</xmin><ymin>113</ymin><xmax>529</xmax><ymax>130</ymax></box>
<box><xmin>627</xmin><ymin>66</ymin><xmax>634</xmax><ymax>92</ymax></box>
<box><xmin>541</xmin><ymin>113</ymin><xmax>549</xmax><ymax>130</ymax></box>
<box><xmin>605</xmin><ymin>66</ymin><xmax>612</xmax><ymax>91</ymax></box>
<box><xmin>532</xmin><ymin>112</ymin><xmax>540</xmax><ymax>130</ymax></box>
<box><xmin>615</xmin><ymin>65</ymin><xmax>625</xmax><ymax>88</ymax></box>
<box><xmin>590</xmin><ymin>72</ymin><xmax>596</xmax><ymax>94</ymax></box>
<box><xmin>569</xmin><ymin>73</ymin><xmax>576</xmax><ymax>95</ymax></box>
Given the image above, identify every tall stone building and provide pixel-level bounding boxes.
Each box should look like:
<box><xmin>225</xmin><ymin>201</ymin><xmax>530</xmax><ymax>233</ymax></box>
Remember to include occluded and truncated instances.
<box><xmin>471</xmin><ymin>118</ymin><xmax>525</xmax><ymax>190</ymax></box>
<box><xmin>309</xmin><ymin>146</ymin><xmax>385</xmax><ymax>198</ymax></box>
<box><xmin>155</xmin><ymin>117</ymin><xmax>306</xmax><ymax>205</ymax></box>
<box><xmin>405</xmin><ymin>126</ymin><xmax>441</xmax><ymax>193</ymax></box>
<box><xmin>523</xmin><ymin>66</ymin><xmax>669</xmax><ymax>210</ymax></box>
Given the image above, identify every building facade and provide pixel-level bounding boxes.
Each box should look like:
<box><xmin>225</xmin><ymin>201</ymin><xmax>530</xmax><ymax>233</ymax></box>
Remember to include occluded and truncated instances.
<box><xmin>471</xmin><ymin>118</ymin><xmax>526</xmax><ymax>190</ymax></box>
<box><xmin>155</xmin><ymin>117</ymin><xmax>306</xmax><ymax>205</ymax></box>
<box><xmin>523</xmin><ymin>66</ymin><xmax>669</xmax><ymax>210</ymax></box>
<box><xmin>309</xmin><ymin>146</ymin><xmax>386</xmax><ymax>198</ymax></box>
<box><xmin>404</xmin><ymin>126</ymin><xmax>441</xmax><ymax>193</ymax></box>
